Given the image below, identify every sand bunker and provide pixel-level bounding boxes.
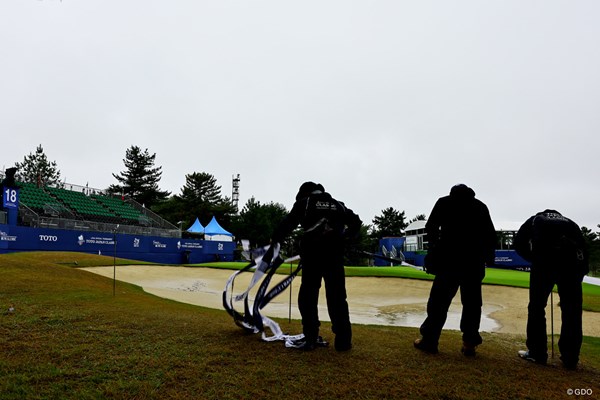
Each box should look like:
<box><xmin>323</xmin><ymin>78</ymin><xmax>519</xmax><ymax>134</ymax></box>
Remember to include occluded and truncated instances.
<box><xmin>82</xmin><ymin>265</ymin><xmax>600</xmax><ymax>337</ymax></box>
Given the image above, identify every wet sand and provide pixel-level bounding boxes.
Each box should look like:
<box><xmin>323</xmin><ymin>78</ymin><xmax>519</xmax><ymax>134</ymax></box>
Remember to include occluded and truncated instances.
<box><xmin>82</xmin><ymin>265</ymin><xmax>600</xmax><ymax>337</ymax></box>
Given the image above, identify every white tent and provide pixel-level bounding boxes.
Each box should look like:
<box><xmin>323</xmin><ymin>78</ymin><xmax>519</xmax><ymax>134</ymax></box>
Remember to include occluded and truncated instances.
<box><xmin>204</xmin><ymin>216</ymin><xmax>234</xmax><ymax>242</ymax></box>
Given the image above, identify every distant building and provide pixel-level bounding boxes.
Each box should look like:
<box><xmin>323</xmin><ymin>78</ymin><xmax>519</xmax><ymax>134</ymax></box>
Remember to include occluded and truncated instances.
<box><xmin>401</xmin><ymin>219</ymin><xmax>530</xmax><ymax>270</ymax></box>
<box><xmin>404</xmin><ymin>220</ymin><xmax>428</xmax><ymax>252</ymax></box>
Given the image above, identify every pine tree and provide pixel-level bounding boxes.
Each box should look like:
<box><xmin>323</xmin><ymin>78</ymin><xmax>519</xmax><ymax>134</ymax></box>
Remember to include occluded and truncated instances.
<box><xmin>371</xmin><ymin>207</ymin><xmax>407</xmax><ymax>238</ymax></box>
<box><xmin>176</xmin><ymin>172</ymin><xmax>236</xmax><ymax>226</ymax></box>
<box><xmin>180</xmin><ymin>172</ymin><xmax>223</xmax><ymax>206</ymax></box>
<box><xmin>230</xmin><ymin>197</ymin><xmax>288</xmax><ymax>248</ymax></box>
<box><xmin>108</xmin><ymin>146</ymin><xmax>170</xmax><ymax>207</ymax></box>
<box><xmin>408</xmin><ymin>214</ymin><xmax>427</xmax><ymax>224</ymax></box>
<box><xmin>14</xmin><ymin>144</ymin><xmax>62</xmax><ymax>187</ymax></box>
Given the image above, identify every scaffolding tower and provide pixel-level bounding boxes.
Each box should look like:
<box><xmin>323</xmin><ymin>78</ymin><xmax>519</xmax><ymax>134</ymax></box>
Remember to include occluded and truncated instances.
<box><xmin>232</xmin><ymin>174</ymin><xmax>240</xmax><ymax>212</ymax></box>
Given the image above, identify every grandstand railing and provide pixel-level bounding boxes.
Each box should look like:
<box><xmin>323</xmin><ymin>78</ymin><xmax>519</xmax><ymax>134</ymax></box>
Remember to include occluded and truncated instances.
<box><xmin>19</xmin><ymin>207</ymin><xmax>180</xmax><ymax>237</ymax></box>
<box><xmin>59</xmin><ymin>182</ymin><xmax>178</xmax><ymax>231</ymax></box>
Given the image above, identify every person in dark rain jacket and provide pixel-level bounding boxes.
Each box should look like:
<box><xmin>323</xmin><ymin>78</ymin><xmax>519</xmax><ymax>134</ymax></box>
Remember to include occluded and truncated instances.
<box><xmin>267</xmin><ymin>181</ymin><xmax>362</xmax><ymax>351</ymax></box>
<box><xmin>514</xmin><ymin>209</ymin><xmax>588</xmax><ymax>370</ymax></box>
<box><xmin>415</xmin><ymin>184</ymin><xmax>496</xmax><ymax>356</ymax></box>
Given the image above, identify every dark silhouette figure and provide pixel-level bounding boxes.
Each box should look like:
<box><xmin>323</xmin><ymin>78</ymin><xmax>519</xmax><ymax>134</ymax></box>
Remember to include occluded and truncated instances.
<box><xmin>415</xmin><ymin>184</ymin><xmax>496</xmax><ymax>356</ymax></box>
<box><xmin>268</xmin><ymin>182</ymin><xmax>362</xmax><ymax>351</ymax></box>
<box><xmin>514</xmin><ymin>209</ymin><xmax>588</xmax><ymax>369</ymax></box>
<box><xmin>1</xmin><ymin>167</ymin><xmax>17</xmax><ymax>188</ymax></box>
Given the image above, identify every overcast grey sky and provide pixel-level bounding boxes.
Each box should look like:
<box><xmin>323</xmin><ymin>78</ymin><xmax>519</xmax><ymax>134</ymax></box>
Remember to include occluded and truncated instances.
<box><xmin>1</xmin><ymin>1</ymin><xmax>599</xmax><ymax>231</ymax></box>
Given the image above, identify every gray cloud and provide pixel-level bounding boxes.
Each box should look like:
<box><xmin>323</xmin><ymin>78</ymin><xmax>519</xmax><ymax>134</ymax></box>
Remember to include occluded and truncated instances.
<box><xmin>1</xmin><ymin>0</ymin><xmax>599</xmax><ymax>230</ymax></box>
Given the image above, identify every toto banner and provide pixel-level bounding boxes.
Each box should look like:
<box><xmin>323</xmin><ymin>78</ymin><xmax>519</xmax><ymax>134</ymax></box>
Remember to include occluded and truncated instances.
<box><xmin>0</xmin><ymin>224</ymin><xmax>234</xmax><ymax>264</ymax></box>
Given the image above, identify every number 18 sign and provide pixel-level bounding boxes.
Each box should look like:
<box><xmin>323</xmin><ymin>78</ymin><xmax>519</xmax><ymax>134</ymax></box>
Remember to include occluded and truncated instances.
<box><xmin>3</xmin><ymin>188</ymin><xmax>19</xmax><ymax>209</ymax></box>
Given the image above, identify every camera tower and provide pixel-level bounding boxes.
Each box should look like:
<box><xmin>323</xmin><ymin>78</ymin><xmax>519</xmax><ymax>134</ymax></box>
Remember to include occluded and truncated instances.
<box><xmin>232</xmin><ymin>174</ymin><xmax>240</xmax><ymax>212</ymax></box>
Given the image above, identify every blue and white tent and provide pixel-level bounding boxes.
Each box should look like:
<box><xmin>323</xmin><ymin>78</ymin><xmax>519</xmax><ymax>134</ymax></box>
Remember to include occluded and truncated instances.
<box><xmin>204</xmin><ymin>216</ymin><xmax>234</xmax><ymax>241</ymax></box>
<box><xmin>186</xmin><ymin>217</ymin><xmax>204</xmax><ymax>234</ymax></box>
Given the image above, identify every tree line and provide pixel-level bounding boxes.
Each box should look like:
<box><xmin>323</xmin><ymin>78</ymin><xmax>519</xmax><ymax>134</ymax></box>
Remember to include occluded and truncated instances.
<box><xmin>7</xmin><ymin>144</ymin><xmax>600</xmax><ymax>272</ymax></box>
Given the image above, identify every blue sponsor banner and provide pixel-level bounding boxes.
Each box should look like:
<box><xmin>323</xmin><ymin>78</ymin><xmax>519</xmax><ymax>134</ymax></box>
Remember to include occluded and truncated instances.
<box><xmin>494</xmin><ymin>249</ymin><xmax>531</xmax><ymax>269</ymax></box>
<box><xmin>401</xmin><ymin>249</ymin><xmax>530</xmax><ymax>270</ymax></box>
<box><xmin>0</xmin><ymin>225</ymin><xmax>18</xmax><ymax>250</ymax></box>
<box><xmin>0</xmin><ymin>224</ymin><xmax>234</xmax><ymax>264</ymax></box>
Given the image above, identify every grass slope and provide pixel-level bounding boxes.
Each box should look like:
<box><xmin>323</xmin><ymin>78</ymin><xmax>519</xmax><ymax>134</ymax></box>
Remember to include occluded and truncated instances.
<box><xmin>0</xmin><ymin>252</ymin><xmax>598</xmax><ymax>399</ymax></box>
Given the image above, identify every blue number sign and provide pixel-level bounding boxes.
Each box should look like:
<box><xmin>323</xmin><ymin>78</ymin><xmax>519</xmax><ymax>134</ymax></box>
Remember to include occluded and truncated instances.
<box><xmin>3</xmin><ymin>188</ymin><xmax>19</xmax><ymax>209</ymax></box>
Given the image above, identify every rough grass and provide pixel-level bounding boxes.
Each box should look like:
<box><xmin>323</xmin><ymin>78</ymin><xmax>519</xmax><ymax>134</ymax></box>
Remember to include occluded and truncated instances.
<box><xmin>1</xmin><ymin>252</ymin><xmax>599</xmax><ymax>399</ymax></box>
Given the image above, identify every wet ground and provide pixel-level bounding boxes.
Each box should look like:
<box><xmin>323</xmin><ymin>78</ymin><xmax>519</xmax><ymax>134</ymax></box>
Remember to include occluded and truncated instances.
<box><xmin>82</xmin><ymin>265</ymin><xmax>600</xmax><ymax>336</ymax></box>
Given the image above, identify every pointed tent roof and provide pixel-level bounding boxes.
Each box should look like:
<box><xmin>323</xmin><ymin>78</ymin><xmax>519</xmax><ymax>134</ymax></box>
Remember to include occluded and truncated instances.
<box><xmin>204</xmin><ymin>216</ymin><xmax>233</xmax><ymax>237</ymax></box>
<box><xmin>186</xmin><ymin>217</ymin><xmax>205</xmax><ymax>233</ymax></box>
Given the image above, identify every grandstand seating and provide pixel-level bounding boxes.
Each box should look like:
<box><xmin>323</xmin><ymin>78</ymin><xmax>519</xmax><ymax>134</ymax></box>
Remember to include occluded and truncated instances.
<box><xmin>15</xmin><ymin>182</ymin><xmax>166</xmax><ymax>228</ymax></box>
<box><xmin>91</xmin><ymin>194</ymin><xmax>147</xmax><ymax>224</ymax></box>
<box><xmin>45</xmin><ymin>187</ymin><xmax>120</xmax><ymax>222</ymax></box>
<box><xmin>18</xmin><ymin>182</ymin><xmax>63</xmax><ymax>212</ymax></box>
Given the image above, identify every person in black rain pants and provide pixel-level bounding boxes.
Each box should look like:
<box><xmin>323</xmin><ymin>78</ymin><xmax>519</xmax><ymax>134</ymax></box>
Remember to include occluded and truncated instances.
<box><xmin>514</xmin><ymin>209</ymin><xmax>588</xmax><ymax>369</ymax></box>
<box><xmin>266</xmin><ymin>181</ymin><xmax>362</xmax><ymax>351</ymax></box>
<box><xmin>414</xmin><ymin>184</ymin><xmax>496</xmax><ymax>356</ymax></box>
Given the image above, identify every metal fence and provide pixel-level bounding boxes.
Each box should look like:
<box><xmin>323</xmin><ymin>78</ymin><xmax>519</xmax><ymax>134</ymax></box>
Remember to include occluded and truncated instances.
<box><xmin>19</xmin><ymin>210</ymin><xmax>181</xmax><ymax>238</ymax></box>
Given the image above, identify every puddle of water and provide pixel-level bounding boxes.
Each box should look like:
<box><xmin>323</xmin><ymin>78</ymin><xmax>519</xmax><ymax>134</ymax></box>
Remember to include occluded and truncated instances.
<box><xmin>351</xmin><ymin>304</ymin><xmax>502</xmax><ymax>332</ymax></box>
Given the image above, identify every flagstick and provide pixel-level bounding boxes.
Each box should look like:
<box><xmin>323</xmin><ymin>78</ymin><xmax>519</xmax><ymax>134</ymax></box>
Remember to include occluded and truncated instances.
<box><xmin>550</xmin><ymin>289</ymin><xmax>555</xmax><ymax>359</ymax></box>
<box><xmin>113</xmin><ymin>224</ymin><xmax>119</xmax><ymax>297</ymax></box>
<box><xmin>289</xmin><ymin>261</ymin><xmax>292</xmax><ymax>323</ymax></box>
<box><xmin>113</xmin><ymin>234</ymin><xmax>116</xmax><ymax>297</ymax></box>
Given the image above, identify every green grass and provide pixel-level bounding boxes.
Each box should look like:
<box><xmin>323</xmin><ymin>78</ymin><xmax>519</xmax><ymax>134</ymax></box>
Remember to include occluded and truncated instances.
<box><xmin>1</xmin><ymin>252</ymin><xmax>599</xmax><ymax>399</ymax></box>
